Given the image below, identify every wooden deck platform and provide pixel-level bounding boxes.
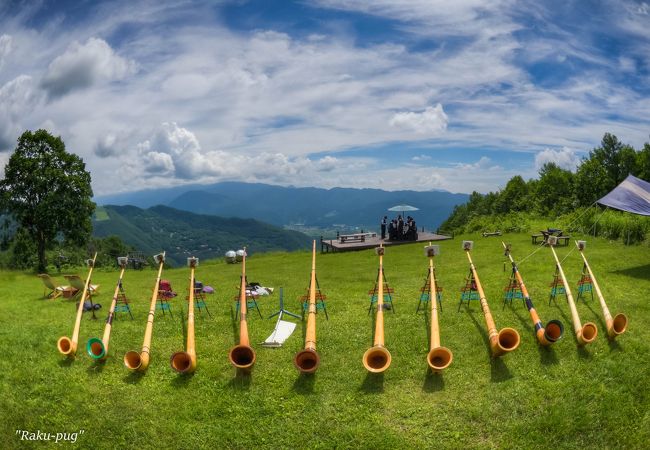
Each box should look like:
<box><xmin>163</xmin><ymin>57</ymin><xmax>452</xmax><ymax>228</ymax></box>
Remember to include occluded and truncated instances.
<box><xmin>320</xmin><ymin>232</ymin><xmax>452</xmax><ymax>252</ymax></box>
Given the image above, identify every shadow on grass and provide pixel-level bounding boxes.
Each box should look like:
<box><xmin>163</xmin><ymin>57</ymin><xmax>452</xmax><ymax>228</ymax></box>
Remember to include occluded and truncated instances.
<box><xmin>490</xmin><ymin>357</ymin><xmax>513</xmax><ymax>383</ymax></box>
<box><xmin>422</xmin><ymin>370</ymin><xmax>445</xmax><ymax>392</ymax></box>
<box><xmin>58</xmin><ymin>357</ymin><xmax>75</xmax><ymax>368</ymax></box>
<box><xmin>87</xmin><ymin>360</ymin><xmax>106</xmax><ymax>375</ymax></box>
<box><xmin>368</xmin><ymin>305</ymin><xmax>377</xmax><ymax>346</ymax></box>
<box><xmin>608</xmin><ymin>337</ymin><xmax>623</xmax><ymax>352</ymax></box>
<box><xmin>508</xmin><ymin>302</ymin><xmax>531</xmax><ymax>334</ymax></box>
<box><xmin>576</xmin><ymin>345</ymin><xmax>593</xmax><ymax>360</ymax></box>
<box><xmin>611</xmin><ymin>263</ymin><xmax>650</xmax><ymax>281</ymax></box>
<box><xmin>171</xmin><ymin>372</ymin><xmax>195</xmax><ymax>388</ymax></box>
<box><xmin>292</xmin><ymin>373</ymin><xmax>315</xmax><ymax>395</ymax></box>
<box><xmin>424</xmin><ymin>307</ymin><xmax>431</xmax><ymax>348</ymax></box>
<box><xmin>123</xmin><ymin>371</ymin><xmax>146</xmax><ymax>384</ymax></box>
<box><xmin>507</xmin><ymin>299</ymin><xmax>561</xmax><ymax>365</ymax></box>
<box><xmin>466</xmin><ymin>310</ymin><xmax>514</xmax><ymax>383</ymax></box>
<box><xmin>466</xmin><ymin>309</ymin><xmax>490</xmax><ymax>355</ymax></box>
<box><xmin>230</xmin><ymin>306</ymin><xmax>239</xmax><ymax>342</ymax></box>
<box><xmin>229</xmin><ymin>370</ymin><xmax>252</xmax><ymax>391</ymax></box>
<box><xmin>538</xmin><ymin>345</ymin><xmax>559</xmax><ymax>365</ymax></box>
<box><xmin>582</xmin><ymin>298</ymin><xmax>607</xmax><ymax>331</ymax></box>
<box><xmin>360</xmin><ymin>372</ymin><xmax>384</xmax><ymax>393</ymax></box>
<box><xmin>578</xmin><ymin>296</ymin><xmax>626</xmax><ymax>352</ymax></box>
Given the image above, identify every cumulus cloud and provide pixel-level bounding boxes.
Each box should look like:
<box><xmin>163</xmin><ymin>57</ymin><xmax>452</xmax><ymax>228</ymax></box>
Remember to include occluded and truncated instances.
<box><xmin>94</xmin><ymin>133</ymin><xmax>128</xmax><ymax>158</ymax></box>
<box><xmin>534</xmin><ymin>147</ymin><xmax>580</xmax><ymax>171</ymax></box>
<box><xmin>40</xmin><ymin>37</ymin><xmax>136</xmax><ymax>98</ymax></box>
<box><xmin>315</xmin><ymin>156</ymin><xmax>339</xmax><ymax>172</ymax></box>
<box><xmin>143</xmin><ymin>151</ymin><xmax>175</xmax><ymax>174</ymax></box>
<box><xmin>389</xmin><ymin>104</ymin><xmax>448</xmax><ymax>134</ymax></box>
<box><xmin>0</xmin><ymin>75</ymin><xmax>42</xmax><ymax>151</ymax></box>
<box><xmin>135</xmin><ymin>122</ymin><xmax>346</xmax><ymax>182</ymax></box>
<box><xmin>0</xmin><ymin>34</ymin><xmax>12</xmax><ymax>70</ymax></box>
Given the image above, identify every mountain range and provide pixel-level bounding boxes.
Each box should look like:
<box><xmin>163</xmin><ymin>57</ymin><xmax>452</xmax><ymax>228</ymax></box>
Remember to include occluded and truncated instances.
<box><xmin>96</xmin><ymin>182</ymin><xmax>468</xmax><ymax>231</ymax></box>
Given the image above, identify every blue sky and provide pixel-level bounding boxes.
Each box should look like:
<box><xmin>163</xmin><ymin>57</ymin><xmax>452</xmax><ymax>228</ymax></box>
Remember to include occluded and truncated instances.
<box><xmin>1</xmin><ymin>0</ymin><xmax>649</xmax><ymax>195</ymax></box>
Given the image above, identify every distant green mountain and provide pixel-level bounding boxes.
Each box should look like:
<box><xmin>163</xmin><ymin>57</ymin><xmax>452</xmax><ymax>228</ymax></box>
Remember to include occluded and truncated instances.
<box><xmin>96</xmin><ymin>182</ymin><xmax>468</xmax><ymax>231</ymax></box>
<box><xmin>92</xmin><ymin>205</ymin><xmax>311</xmax><ymax>266</ymax></box>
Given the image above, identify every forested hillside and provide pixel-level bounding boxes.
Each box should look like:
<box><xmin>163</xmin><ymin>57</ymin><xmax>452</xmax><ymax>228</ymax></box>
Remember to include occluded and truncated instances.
<box><xmin>92</xmin><ymin>205</ymin><xmax>311</xmax><ymax>265</ymax></box>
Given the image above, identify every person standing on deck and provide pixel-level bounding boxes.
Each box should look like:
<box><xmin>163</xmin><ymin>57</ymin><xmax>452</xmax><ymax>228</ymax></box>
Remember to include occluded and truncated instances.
<box><xmin>381</xmin><ymin>216</ymin><xmax>387</xmax><ymax>240</ymax></box>
<box><xmin>397</xmin><ymin>215</ymin><xmax>404</xmax><ymax>240</ymax></box>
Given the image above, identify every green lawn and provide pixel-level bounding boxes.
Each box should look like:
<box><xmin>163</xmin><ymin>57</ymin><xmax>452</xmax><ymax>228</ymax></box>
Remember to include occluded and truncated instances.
<box><xmin>1</xmin><ymin>233</ymin><xmax>648</xmax><ymax>449</ymax></box>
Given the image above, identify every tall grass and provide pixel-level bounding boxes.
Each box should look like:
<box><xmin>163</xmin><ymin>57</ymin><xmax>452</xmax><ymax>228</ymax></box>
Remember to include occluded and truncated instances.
<box><xmin>563</xmin><ymin>208</ymin><xmax>650</xmax><ymax>245</ymax></box>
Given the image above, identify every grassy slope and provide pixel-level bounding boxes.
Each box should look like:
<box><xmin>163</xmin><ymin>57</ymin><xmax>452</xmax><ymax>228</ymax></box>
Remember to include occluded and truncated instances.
<box><xmin>0</xmin><ymin>233</ymin><xmax>648</xmax><ymax>449</ymax></box>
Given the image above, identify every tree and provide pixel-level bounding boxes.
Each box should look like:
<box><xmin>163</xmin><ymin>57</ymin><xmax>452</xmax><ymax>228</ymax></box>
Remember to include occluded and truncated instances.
<box><xmin>535</xmin><ymin>162</ymin><xmax>574</xmax><ymax>215</ymax></box>
<box><xmin>493</xmin><ymin>175</ymin><xmax>529</xmax><ymax>214</ymax></box>
<box><xmin>0</xmin><ymin>130</ymin><xmax>95</xmax><ymax>272</ymax></box>
<box><xmin>574</xmin><ymin>156</ymin><xmax>609</xmax><ymax>206</ymax></box>
<box><xmin>637</xmin><ymin>142</ymin><xmax>650</xmax><ymax>182</ymax></box>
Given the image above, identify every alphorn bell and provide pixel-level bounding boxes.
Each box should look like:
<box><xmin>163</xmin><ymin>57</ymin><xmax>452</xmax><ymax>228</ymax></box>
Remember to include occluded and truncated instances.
<box><xmin>548</xmin><ymin>240</ymin><xmax>597</xmax><ymax>346</ymax></box>
<box><xmin>229</xmin><ymin>247</ymin><xmax>256</xmax><ymax>371</ymax></box>
<box><xmin>170</xmin><ymin>257</ymin><xmax>199</xmax><ymax>373</ymax></box>
<box><xmin>576</xmin><ymin>240</ymin><xmax>627</xmax><ymax>339</ymax></box>
<box><xmin>57</xmin><ymin>253</ymin><xmax>98</xmax><ymax>357</ymax></box>
<box><xmin>294</xmin><ymin>241</ymin><xmax>321</xmax><ymax>373</ymax></box>
<box><xmin>87</xmin><ymin>256</ymin><xmax>129</xmax><ymax>360</ymax></box>
<box><xmin>124</xmin><ymin>252</ymin><xmax>166</xmax><ymax>371</ymax></box>
<box><xmin>362</xmin><ymin>245</ymin><xmax>392</xmax><ymax>373</ymax></box>
<box><xmin>464</xmin><ymin>242</ymin><xmax>520</xmax><ymax>357</ymax></box>
<box><xmin>502</xmin><ymin>243</ymin><xmax>564</xmax><ymax>346</ymax></box>
<box><xmin>424</xmin><ymin>245</ymin><xmax>453</xmax><ymax>372</ymax></box>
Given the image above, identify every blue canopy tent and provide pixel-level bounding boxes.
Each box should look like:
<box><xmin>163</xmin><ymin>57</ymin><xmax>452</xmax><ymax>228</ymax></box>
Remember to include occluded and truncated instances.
<box><xmin>597</xmin><ymin>175</ymin><xmax>650</xmax><ymax>216</ymax></box>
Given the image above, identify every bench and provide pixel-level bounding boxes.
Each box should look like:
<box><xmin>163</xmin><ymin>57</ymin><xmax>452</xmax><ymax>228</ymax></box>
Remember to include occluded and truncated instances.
<box><xmin>482</xmin><ymin>230</ymin><xmax>502</xmax><ymax>237</ymax></box>
<box><xmin>556</xmin><ymin>235</ymin><xmax>570</xmax><ymax>246</ymax></box>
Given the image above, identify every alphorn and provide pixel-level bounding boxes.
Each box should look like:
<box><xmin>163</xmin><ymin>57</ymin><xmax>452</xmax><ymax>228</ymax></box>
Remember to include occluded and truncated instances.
<box><xmin>87</xmin><ymin>256</ymin><xmax>129</xmax><ymax>360</ymax></box>
<box><xmin>228</xmin><ymin>247</ymin><xmax>256</xmax><ymax>371</ymax></box>
<box><xmin>464</xmin><ymin>242</ymin><xmax>520</xmax><ymax>357</ymax></box>
<box><xmin>171</xmin><ymin>257</ymin><xmax>199</xmax><ymax>373</ymax></box>
<box><xmin>124</xmin><ymin>252</ymin><xmax>166</xmax><ymax>371</ymax></box>
<box><xmin>502</xmin><ymin>242</ymin><xmax>564</xmax><ymax>346</ymax></box>
<box><xmin>576</xmin><ymin>240</ymin><xmax>627</xmax><ymax>339</ymax></box>
<box><xmin>548</xmin><ymin>240</ymin><xmax>597</xmax><ymax>346</ymax></box>
<box><xmin>362</xmin><ymin>245</ymin><xmax>392</xmax><ymax>373</ymax></box>
<box><xmin>294</xmin><ymin>241</ymin><xmax>321</xmax><ymax>373</ymax></box>
<box><xmin>57</xmin><ymin>253</ymin><xmax>98</xmax><ymax>357</ymax></box>
<box><xmin>424</xmin><ymin>245</ymin><xmax>453</xmax><ymax>372</ymax></box>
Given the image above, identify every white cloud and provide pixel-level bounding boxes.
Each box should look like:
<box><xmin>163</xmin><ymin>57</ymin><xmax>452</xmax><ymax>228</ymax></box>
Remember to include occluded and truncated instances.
<box><xmin>143</xmin><ymin>151</ymin><xmax>175</xmax><ymax>175</ymax></box>
<box><xmin>534</xmin><ymin>147</ymin><xmax>580</xmax><ymax>171</ymax></box>
<box><xmin>0</xmin><ymin>75</ymin><xmax>43</xmax><ymax>150</ymax></box>
<box><xmin>412</xmin><ymin>154</ymin><xmax>432</xmax><ymax>161</ymax></box>
<box><xmin>619</xmin><ymin>56</ymin><xmax>636</xmax><ymax>72</ymax></box>
<box><xmin>455</xmin><ymin>156</ymin><xmax>501</xmax><ymax>171</ymax></box>
<box><xmin>40</xmin><ymin>37</ymin><xmax>136</xmax><ymax>98</ymax></box>
<box><xmin>389</xmin><ymin>104</ymin><xmax>449</xmax><ymax>134</ymax></box>
<box><xmin>0</xmin><ymin>34</ymin><xmax>12</xmax><ymax>70</ymax></box>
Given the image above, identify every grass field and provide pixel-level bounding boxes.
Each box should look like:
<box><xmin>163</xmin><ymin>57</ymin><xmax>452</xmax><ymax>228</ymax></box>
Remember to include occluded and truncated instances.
<box><xmin>1</xmin><ymin>233</ymin><xmax>649</xmax><ymax>449</ymax></box>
